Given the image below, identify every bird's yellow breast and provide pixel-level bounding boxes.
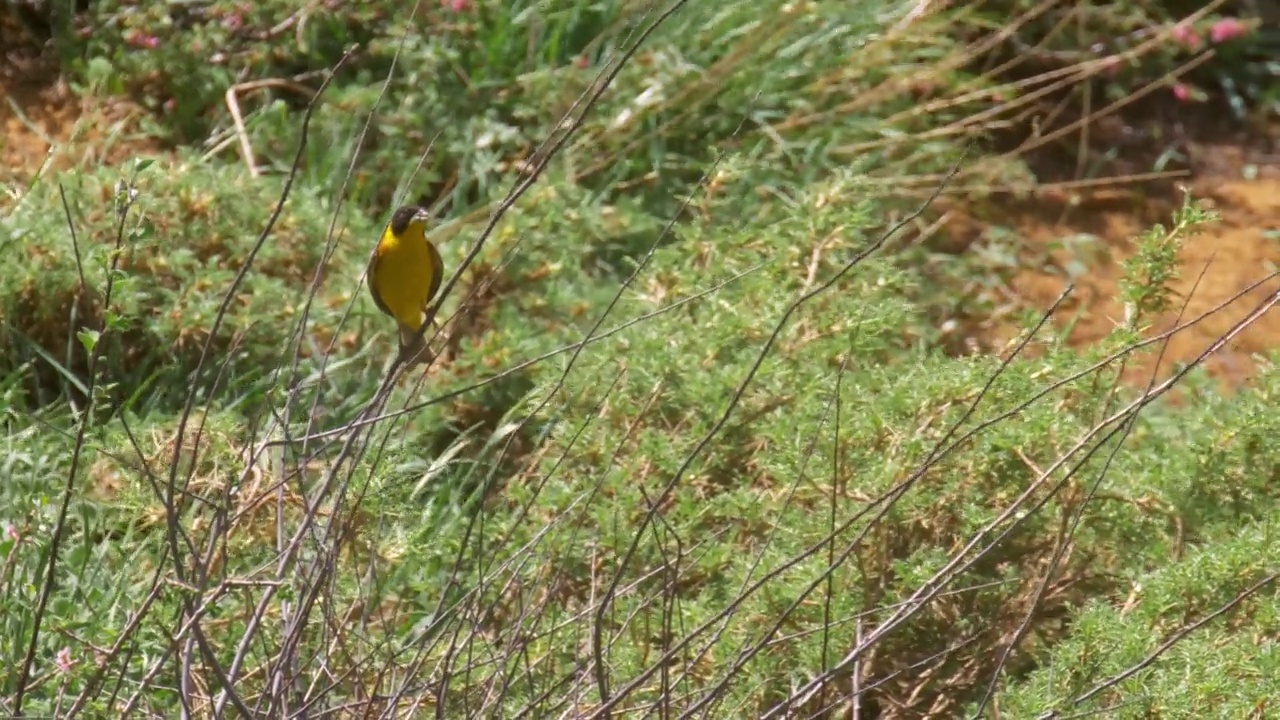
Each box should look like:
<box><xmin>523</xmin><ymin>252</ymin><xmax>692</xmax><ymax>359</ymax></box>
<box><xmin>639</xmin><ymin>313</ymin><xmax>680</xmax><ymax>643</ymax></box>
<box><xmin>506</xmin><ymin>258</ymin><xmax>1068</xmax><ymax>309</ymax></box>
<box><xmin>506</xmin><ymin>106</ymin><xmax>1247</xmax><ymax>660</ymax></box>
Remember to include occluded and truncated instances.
<box><xmin>371</xmin><ymin>221</ymin><xmax>438</xmax><ymax>332</ymax></box>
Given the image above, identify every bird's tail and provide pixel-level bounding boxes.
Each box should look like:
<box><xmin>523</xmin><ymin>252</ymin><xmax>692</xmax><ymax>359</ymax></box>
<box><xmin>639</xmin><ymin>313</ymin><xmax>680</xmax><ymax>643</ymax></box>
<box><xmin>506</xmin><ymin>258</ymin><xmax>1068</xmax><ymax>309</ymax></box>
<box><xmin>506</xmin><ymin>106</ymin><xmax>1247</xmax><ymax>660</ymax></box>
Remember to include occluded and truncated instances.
<box><xmin>397</xmin><ymin>320</ymin><xmax>433</xmax><ymax>365</ymax></box>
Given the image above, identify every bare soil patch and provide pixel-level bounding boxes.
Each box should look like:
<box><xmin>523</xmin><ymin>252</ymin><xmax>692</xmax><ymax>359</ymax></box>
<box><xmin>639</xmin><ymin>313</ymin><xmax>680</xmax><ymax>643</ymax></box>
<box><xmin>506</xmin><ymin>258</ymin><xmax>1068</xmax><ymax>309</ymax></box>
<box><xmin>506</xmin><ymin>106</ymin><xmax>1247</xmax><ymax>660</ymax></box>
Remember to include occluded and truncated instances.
<box><xmin>955</xmin><ymin>118</ymin><xmax>1279</xmax><ymax>391</ymax></box>
<box><xmin>1</xmin><ymin>13</ymin><xmax>160</xmax><ymax>188</ymax></box>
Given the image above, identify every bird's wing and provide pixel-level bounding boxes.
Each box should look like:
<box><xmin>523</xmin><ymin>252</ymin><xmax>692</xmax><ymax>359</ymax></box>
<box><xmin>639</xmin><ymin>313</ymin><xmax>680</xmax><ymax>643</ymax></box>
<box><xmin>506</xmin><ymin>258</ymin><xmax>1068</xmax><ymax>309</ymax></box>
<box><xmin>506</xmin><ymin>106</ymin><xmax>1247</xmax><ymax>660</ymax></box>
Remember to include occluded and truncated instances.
<box><xmin>367</xmin><ymin>250</ymin><xmax>394</xmax><ymax>318</ymax></box>
<box><xmin>425</xmin><ymin>240</ymin><xmax>444</xmax><ymax>306</ymax></box>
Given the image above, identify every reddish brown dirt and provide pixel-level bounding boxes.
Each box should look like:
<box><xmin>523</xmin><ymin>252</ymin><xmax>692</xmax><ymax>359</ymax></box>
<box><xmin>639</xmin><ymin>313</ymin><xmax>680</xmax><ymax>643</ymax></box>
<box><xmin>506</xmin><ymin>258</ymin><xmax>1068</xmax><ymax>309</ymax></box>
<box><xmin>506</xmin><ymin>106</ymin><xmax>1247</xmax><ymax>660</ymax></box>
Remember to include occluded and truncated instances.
<box><xmin>958</xmin><ymin>142</ymin><xmax>1280</xmax><ymax>391</ymax></box>
<box><xmin>1</xmin><ymin>17</ymin><xmax>159</xmax><ymax>188</ymax></box>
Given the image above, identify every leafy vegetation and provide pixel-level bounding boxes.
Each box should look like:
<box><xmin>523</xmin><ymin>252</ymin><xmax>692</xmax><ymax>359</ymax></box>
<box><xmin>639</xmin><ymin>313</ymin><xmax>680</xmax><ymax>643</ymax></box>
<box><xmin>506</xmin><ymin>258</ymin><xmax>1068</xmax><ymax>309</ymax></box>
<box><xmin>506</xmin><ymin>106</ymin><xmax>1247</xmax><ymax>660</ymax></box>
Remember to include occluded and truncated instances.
<box><xmin>0</xmin><ymin>0</ymin><xmax>1276</xmax><ymax>716</ymax></box>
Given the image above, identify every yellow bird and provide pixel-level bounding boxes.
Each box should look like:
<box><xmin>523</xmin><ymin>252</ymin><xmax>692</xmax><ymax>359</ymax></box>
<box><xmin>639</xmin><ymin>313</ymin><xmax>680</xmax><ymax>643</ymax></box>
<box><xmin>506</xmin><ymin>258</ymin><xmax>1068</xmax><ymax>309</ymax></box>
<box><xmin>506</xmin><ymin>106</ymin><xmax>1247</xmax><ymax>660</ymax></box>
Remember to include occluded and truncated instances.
<box><xmin>368</xmin><ymin>205</ymin><xmax>444</xmax><ymax>364</ymax></box>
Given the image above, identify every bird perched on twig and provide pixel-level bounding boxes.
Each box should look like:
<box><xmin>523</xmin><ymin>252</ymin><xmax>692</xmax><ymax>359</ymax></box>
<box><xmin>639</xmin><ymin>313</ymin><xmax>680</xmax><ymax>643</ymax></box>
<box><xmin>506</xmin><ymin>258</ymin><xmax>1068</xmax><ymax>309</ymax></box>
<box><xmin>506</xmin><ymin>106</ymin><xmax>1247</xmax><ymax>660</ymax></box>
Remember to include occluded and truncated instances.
<box><xmin>367</xmin><ymin>205</ymin><xmax>444</xmax><ymax>365</ymax></box>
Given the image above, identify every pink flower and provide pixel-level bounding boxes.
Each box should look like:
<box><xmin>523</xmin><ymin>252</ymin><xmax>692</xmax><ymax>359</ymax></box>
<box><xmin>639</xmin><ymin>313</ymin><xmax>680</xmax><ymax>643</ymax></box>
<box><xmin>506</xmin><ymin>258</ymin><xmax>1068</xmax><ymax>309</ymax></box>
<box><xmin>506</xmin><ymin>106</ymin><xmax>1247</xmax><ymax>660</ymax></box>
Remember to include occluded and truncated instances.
<box><xmin>55</xmin><ymin>647</ymin><xmax>74</xmax><ymax>674</ymax></box>
<box><xmin>442</xmin><ymin>0</ymin><xmax>470</xmax><ymax>11</ymax></box>
<box><xmin>1209</xmin><ymin>17</ymin><xmax>1250</xmax><ymax>44</ymax></box>
<box><xmin>125</xmin><ymin>30</ymin><xmax>160</xmax><ymax>49</ymax></box>
<box><xmin>1169</xmin><ymin>23</ymin><xmax>1201</xmax><ymax>51</ymax></box>
<box><xmin>4</xmin><ymin>524</ymin><xmax>17</xmax><ymax>542</ymax></box>
<box><xmin>223</xmin><ymin>13</ymin><xmax>244</xmax><ymax>30</ymax></box>
<box><xmin>1171</xmin><ymin>83</ymin><xmax>1191</xmax><ymax>102</ymax></box>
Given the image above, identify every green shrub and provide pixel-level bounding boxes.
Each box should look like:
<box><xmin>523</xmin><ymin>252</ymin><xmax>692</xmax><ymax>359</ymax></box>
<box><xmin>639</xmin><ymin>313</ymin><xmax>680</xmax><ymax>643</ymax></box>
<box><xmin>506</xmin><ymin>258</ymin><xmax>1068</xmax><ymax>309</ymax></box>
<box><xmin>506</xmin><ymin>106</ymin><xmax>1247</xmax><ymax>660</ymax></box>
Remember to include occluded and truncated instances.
<box><xmin>0</xmin><ymin>156</ymin><xmax>375</xmax><ymax>412</ymax></box>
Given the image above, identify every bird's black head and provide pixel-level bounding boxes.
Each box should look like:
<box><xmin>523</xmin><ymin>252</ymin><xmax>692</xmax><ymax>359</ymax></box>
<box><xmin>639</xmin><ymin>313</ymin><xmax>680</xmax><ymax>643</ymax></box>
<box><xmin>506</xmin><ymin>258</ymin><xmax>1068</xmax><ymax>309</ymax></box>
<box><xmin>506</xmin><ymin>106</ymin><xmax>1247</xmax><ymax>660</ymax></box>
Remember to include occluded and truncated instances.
<box><xmin>390</xmin><ymin>206</ymin><xmax>428</xmax><ymax>235</ymax></box>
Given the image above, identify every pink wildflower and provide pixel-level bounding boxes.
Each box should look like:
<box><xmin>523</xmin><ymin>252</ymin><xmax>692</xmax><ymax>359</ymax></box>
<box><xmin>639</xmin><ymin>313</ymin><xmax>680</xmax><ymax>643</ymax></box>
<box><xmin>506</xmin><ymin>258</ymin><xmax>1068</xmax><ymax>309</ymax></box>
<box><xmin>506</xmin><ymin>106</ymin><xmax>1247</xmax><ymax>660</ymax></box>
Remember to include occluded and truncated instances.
<box><xmin>442</xmin><ymin>0</ymin><xmax>470</xmax><ymax>11</ymax></box>
<box><xmin>1169</xmin><ymin>23</ymin><xmax>1201</xmax><ymax>51</ymax></box>
<box><xmin>1209</xmin><ymin>17</ymin><xmax>1250</xmax><ymax>44</ymax></box>
<box><xmin>1171</xmin><ymin>83</ymin><xmax>1191</xmax><ymax>102</ymax></box>
<box><xmin>125</xmin><ymin>30</ymin><xmax>160</xmax><ymax>49</ymax></box>
<box><xmin>55</xmin><ymin>647</ymin><xmax>74</xmax><ymax>674</ymax></box>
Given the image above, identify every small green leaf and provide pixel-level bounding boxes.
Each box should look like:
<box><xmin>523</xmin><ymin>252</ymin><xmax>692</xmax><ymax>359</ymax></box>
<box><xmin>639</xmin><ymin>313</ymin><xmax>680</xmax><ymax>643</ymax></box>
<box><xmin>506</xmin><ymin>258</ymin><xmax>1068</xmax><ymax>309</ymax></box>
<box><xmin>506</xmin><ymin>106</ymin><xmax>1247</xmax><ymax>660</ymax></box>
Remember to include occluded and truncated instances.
<box><xmin>78</xmin><ymin>329</ymin><xmax>100</xmax><ymax>353</ymax></box>
<box><xmin>85</xmin><ymin>57</ymin><xmax>114</xmax><ymax>87</ymax></box>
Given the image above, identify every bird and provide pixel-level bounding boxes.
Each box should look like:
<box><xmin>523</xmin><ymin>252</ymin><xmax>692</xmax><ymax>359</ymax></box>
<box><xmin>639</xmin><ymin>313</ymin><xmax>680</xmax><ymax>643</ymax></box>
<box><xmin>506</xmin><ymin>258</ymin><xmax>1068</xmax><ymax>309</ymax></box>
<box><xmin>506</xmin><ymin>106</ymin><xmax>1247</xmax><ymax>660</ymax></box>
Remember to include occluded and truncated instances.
<box><xmin>367</xmin><ymin>205</ymin><xmax>444</xmax><ymax>365</ymax></box>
